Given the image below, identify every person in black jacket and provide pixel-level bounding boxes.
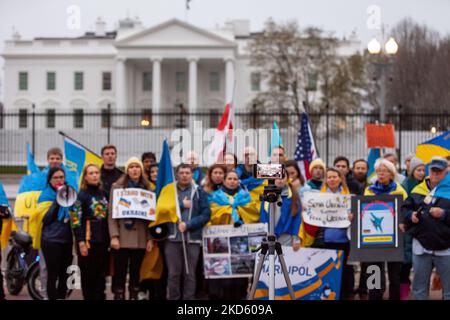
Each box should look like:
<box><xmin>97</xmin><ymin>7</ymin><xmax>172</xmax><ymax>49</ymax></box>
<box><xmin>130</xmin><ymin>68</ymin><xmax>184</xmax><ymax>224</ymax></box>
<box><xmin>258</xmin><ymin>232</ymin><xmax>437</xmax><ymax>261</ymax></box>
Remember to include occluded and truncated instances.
<box><xmin>334</xmin><ymin>156</ymin><xmax>363</xmax><ymax>195</ymax></box>
<box><xmin>402</xmin><ymin>157</ymin><xmax>450</xmax><ymax>300</ymax></box>
<box><xmin>100</xmin><ymin>145</ymin><xmax>123</xmax><ymax>199</ymax></box>
<box><xmin>70</xmin><ymin>164</ymin><xmax>109</xmax><ymax>300</ymax></box>
<box><xmin>37</xmin><ymin>167</ymin><xmax>74</xmax><ymax>300</ymax></box>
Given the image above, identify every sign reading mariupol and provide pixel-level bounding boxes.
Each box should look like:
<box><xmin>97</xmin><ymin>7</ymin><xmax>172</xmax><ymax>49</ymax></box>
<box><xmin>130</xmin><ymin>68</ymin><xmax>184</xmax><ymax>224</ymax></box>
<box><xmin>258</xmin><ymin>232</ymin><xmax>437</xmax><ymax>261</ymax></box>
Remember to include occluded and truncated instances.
<box><xmin>303</xmin><ymin>192</ymin><xmax>351</xmax><ymax>228</ymax></box>
<box><xmin>112</xmin><ymin>188</ymin><xmax>156</xmax><ymax>221</ymax></box>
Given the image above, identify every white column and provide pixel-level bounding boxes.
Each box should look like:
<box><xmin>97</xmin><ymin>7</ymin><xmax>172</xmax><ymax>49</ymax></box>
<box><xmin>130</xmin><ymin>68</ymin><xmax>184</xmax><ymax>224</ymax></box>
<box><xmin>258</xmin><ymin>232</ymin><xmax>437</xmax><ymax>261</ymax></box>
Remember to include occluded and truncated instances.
<box><xmin>115</xmin><ymin>57</ymin><xmax>127</xmax><ymax>126</ymax></box>
<box><xmin>188</xmin><ymin>57</ymin><xmax>198</xmax><ymax>111</ymax></box>
<box><xmin>152</xmin><ymin>57</ymin><xmax>162</xmax><ymax>127</ymax></box>
<box><xmin>115</xmin><ymin>57</ymin><xmax>127</xmax><ymax>109</ymax></box>
<box><xmin>224</xmin><ymin>57</ymin><xmax>235</xmax><ymax>103</ymax></box>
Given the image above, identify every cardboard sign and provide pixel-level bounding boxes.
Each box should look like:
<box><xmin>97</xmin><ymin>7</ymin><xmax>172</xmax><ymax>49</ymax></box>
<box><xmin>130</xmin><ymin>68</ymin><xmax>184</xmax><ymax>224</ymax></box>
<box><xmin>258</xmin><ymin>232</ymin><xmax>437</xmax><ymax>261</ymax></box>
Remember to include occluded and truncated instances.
<box><xmin>303</xmin><ymin>192</ymin><xmax>352</xmax><ymax>228</ymax></box>
<box><xmin>349</xmin><ymin>195</ymin><xmax>404</xmax><ymax>262</ymax></box>
<box><xmin>112</xmin><ymin>188</ymin><xmax>156</xmax><ymax>221</ymax></box>
<box><xmin>254</xmin><ymin>247</ymin><xmax>344</xmax><ymax>300</ymax></box>
<box><xmin>202</xmin><ymin>223</ymin><xmax>268</xmax><ymax>279</ymax></box>
<box><xmin>365</xmin><ymin>123</ymin><xmax>396</xmax><ymax>148</ymax></box>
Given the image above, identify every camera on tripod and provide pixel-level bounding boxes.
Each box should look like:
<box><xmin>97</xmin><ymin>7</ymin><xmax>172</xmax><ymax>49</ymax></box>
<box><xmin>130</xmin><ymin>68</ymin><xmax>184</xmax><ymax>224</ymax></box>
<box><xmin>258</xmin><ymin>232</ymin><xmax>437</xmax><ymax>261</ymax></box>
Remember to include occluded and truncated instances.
<box><xmin>252</xmin><ymin>163</ymin><xmax>286</xmax><ymax>203</ymax></box>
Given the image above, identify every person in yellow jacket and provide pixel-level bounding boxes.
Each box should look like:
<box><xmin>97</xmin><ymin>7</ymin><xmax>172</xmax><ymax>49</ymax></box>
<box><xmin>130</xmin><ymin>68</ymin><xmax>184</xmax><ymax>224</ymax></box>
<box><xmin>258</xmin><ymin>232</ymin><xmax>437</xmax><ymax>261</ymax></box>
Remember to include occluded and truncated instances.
<box><xmin>363</xmin><ymin>158</ymin><xmax>407</xmax><ymax>301</ymax></box>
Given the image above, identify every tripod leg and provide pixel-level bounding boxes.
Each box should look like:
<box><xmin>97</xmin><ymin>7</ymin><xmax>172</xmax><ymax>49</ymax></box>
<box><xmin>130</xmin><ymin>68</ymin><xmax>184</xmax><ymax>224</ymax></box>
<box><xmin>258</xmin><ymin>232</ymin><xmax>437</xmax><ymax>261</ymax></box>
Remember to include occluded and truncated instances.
<box><xmin>278</xmin><ymin>253</ymin><xmax>296</xmax><ymax>300</ymax></box>
<box><xmin>248</xmin><ymin>252</ymin><xmax>267</xmax><ymax>300</ymax></box>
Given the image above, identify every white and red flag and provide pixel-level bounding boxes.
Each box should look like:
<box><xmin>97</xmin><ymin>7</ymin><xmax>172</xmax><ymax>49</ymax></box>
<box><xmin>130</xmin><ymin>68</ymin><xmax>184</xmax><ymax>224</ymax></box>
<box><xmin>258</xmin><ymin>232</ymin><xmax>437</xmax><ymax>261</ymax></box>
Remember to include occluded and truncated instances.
<box><xmin>206</xmin><ymin>102</ymin><xmax>234</xmax><ymax>166</ymax></box>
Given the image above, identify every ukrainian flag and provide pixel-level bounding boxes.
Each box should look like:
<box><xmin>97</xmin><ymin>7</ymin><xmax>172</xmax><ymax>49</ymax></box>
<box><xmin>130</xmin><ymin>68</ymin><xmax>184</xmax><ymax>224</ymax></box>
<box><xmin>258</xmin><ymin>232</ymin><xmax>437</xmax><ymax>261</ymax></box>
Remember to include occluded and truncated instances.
<box><xmin>269</xmin><ymin>121</ymin><xmax>284</xmax><ymax>158</ymax></box>
<box><xmin>416</xmin><ymin>130</ymin><xmax>450</xmax><ymax>164</ymax></box>
<box><xmin>367</xmin><ymin>148</ymin><xmax>381</xmax><ymax>183</ymax></box>
<box><xmin>0</xmin><ymin>182</ymin><xmax>15</xmax><ymax>249</ymax></box>
<box><xmin>64</xmin><ymin>136</ymin><xmax>103</xmax><ymax>187</ymax></box>
<box><xmin>435</xmin><ymin>172</ymin><xmax>450</xmax><ymax>200</ymax></box>
<box><xmin>149</xmin><ymin>140</ymin><xmax>181</xmax><ymax>227</ymax></box>
<box><xmin>26</xmin><ymin>143</ymin><xmax>40</xmax><ymax>175</ymax></box>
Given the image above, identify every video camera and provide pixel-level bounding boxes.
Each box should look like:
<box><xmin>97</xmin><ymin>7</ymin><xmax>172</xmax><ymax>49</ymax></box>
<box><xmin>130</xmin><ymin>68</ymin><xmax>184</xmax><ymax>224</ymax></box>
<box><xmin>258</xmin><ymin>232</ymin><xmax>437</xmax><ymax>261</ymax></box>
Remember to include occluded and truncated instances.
<box><xmin>253</xmin><ymin>164</ymin><xmax>286</xmax><ymax>203</ymax></box>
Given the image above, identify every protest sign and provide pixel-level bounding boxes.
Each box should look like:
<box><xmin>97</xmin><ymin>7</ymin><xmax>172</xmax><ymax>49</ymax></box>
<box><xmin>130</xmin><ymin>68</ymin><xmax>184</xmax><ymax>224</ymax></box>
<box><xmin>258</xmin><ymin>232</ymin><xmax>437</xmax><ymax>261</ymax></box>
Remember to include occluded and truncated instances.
<box><xmin>365</xmin><ymin>123</ymin><xmax>396</xmax><ymax>148</ymax></box>
<box><xmin>349</xmin><ymin>195</ymin><xmax>404</xmax><ymax>262</ymax></box>
<box><xmin>302</xmin><ymin>192</ymin><xmax>351</xmax><ymax>228</ymax></box>
<box><xmin>254</xmin><ymin>247</ymin><xmax>344</xmax><ymax>300</ymax></box>
<box><xmin>112</xmin><ymin>188</ymin><xmax>156</xmax><ymax>221</ymax></box>
<box><xmin>202</xmin><ymin>223</ymin><xmax>268</xmax><ymax>279</ymax></box>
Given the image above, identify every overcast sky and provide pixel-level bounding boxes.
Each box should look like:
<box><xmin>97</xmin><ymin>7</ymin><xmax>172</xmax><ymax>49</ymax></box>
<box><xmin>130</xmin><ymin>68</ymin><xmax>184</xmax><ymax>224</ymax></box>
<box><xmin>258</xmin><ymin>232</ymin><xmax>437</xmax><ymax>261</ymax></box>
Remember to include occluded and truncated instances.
<box><xmin>1</xmin><ymin>0</ymin><xmax>450</xmax><ymax>99</ymax></box>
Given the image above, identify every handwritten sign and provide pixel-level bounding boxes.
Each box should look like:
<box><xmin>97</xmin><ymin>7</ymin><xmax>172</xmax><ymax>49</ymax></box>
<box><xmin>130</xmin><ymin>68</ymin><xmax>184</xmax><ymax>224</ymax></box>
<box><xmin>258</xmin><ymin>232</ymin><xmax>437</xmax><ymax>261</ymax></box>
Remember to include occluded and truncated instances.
<box><xmin>302</xmin><ymin>192</ymin><xmax>351</xmax><ymax>228</ymax></box>
<box><xmin>112</xmin><ymin>188</ymin><xmax>156</xmax><ymax>221</ymax></box>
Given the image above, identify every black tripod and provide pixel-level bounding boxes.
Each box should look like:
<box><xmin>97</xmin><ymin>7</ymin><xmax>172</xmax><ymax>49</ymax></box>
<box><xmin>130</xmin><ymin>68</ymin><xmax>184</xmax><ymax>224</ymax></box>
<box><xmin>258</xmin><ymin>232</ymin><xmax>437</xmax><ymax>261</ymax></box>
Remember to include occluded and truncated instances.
<box><xmin>248</xmin><ymin>182</ymin><xmax>295</xmax><ymax>300</ymax></box>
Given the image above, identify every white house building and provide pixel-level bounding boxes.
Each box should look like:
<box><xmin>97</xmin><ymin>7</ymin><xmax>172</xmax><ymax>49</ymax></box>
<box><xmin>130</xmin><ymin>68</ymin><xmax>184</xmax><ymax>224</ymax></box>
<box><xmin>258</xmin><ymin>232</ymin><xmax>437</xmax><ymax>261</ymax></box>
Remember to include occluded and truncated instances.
<box><xmin>0</xmin><ymin>17</ymin><xmax>362</xmax><ymax>165</ymax></box>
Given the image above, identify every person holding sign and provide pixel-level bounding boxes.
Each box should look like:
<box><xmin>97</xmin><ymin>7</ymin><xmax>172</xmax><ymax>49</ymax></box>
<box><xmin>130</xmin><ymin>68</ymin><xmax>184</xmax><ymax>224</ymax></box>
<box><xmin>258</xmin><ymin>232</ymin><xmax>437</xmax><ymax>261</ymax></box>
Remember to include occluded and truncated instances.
<box><xmin>364</xmin><ymin>159</ymin><xmax>407</xmax><ymax>300</ymax></box>
<box><xmin>70</xmin><ymin>164</ymin><xmax>109</xmax><ymax>300</ymax></box>
<box><xmin>310</xmin><ymin>167</ymin><xmax>354</xmax><ymax>299</ymax></box>
<box><xmin>207</xmin><ymin>170</ymin><xmax>259</xmax><ymax>299</ymax></box>
<box><xmin>260</xmin><ymin>173</ymin><xmax>302</xmax><ymax>250</ymax></box>
<box><xmin>402</xmin><ymin>157</ymin><xmax>450</xmax><ymax>300</ymax></box>
<box><xmin>164</xmin><ymin>163</ymin><xmax>210</xmax><ymax>300</ymax></box>
<box><xmin>108</xmin><ymin>157</ymin><xmax>154</xmax><ymax>300</ymax></box>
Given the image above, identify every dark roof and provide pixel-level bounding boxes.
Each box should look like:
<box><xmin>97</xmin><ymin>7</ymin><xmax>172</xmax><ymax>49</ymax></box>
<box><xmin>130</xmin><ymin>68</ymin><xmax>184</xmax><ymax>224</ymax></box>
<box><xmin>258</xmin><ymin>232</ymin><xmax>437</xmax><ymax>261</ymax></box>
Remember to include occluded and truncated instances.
<box><xmin>35</xmin><ymin>31</ymin><xmax>117</xmax><ymax>41</ymax></box>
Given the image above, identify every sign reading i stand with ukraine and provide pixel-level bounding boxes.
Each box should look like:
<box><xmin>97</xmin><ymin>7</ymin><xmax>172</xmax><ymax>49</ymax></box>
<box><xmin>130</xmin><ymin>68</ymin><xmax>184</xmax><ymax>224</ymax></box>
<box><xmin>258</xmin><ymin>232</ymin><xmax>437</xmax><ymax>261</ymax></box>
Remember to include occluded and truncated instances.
<box><xmin>254</xmin><ymin>247</ymin><xmax>344</xmax><ymax>300</ymax></box>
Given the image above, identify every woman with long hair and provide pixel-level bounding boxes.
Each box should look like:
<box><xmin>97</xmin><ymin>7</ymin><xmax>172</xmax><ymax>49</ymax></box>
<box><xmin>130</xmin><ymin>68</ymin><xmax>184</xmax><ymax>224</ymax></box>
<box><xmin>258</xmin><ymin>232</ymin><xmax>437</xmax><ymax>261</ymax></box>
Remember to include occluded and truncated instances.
<box><xmin>70</xmin><ymin>164</ymin><xmax>109</xmax><ymax>300</ymax></box>
<box><xmin>203</xmin><ymin>164</ymin><xmax>226</xmax><ymax>194</ymax></box>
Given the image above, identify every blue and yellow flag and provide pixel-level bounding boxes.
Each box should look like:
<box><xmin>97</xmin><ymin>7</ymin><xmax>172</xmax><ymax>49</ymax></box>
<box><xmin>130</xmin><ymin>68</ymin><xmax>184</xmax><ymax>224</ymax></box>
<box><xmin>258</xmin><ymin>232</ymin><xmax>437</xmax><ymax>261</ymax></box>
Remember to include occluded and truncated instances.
<box><xmin>367</xmin><ymin>148</ymin><xmax>381</xmax><ymax>183</ymax></box>
<box><xmin>150</xmin><ymin>140</ymin><xmax>181</xmax><ymax>227</ymax></box>
<box><xmin>0</xmin><ymin>182</ymin><xmax>15</xmax><ymax>248</ymax></box>
<box><xmin>269</xmin><ymin>121</ymin><xmax>283</xmax><ymax>158</ymax></box>
<box><xmin>434</xmin><ymin>172</ymin><xmax>450</xmax><ymax>201</ymax></box>
<box><xmin>416</xmin><ymin>130</ymin><xmax>450</xmax><ymax>164</ymax></box>
<box><xmin>27</xmin><ymin>143</ymin><xmax>40</xmax><ymax>175</ymax></box>
<box><xmin>64</xmin><ymin>136</ymin><xmax>103</xmax><ymax>187</ymax></box>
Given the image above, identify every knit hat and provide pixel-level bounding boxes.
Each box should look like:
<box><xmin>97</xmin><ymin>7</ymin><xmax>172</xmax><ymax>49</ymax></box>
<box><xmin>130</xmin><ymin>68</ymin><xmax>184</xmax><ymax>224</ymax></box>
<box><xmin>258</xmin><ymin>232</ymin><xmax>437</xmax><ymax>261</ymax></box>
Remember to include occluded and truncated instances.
<box><xmin>404</xmin><ymin>153</ymin><xmax>414</xmax><ymax>163</ymax></box>
<box><xmin>125</xmin><ymin>157</ymin><xmax>144</xmax><ymax>173</ymax></box>
<box><xmin>309</xmin><ymin>158</ymin><xmax>326</xmax><ymax>175</ymax></box>
<box><xmin>408</xmin><ymin>157</ymin><xmax>425</xmax><ymax>176</ymax></box>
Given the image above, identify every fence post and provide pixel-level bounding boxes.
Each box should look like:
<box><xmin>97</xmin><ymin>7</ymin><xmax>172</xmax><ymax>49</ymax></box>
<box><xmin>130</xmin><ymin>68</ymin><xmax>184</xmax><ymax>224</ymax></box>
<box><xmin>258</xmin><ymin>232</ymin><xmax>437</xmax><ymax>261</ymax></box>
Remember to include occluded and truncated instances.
<box><xmin>398</xmin><ymin>104</ymin><xmax>402</xmax><ymax>171</ymax></box>
<box><xmin>326</xmin><ymin>103</ymin><xmax>330</xmax><ymax>167</ymax></box>
<box><xmin>107</xmin><ymin>103</ymin><xmax>111</xmax><ymax>144</ymax></box>
<box><xmin>32</xmin><ymin>103</ymin><xmax>36</xmax><ymax>155</ymax></box>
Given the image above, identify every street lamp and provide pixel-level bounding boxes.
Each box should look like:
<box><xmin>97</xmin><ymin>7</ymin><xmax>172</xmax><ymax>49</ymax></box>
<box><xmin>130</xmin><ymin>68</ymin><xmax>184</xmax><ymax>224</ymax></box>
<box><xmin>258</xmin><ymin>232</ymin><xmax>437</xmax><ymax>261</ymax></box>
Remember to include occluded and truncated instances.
<box><xmin>368</xmin><ymin>36</ymin><xmax>399</xmax><ymax>123</ymax></box>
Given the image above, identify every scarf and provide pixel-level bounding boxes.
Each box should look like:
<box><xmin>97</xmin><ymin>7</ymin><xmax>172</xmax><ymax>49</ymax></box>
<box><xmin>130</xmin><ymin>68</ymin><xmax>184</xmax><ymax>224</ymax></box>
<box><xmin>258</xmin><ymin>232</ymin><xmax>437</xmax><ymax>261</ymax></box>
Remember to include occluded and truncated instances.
<box><xmin>368</xmin><ymin>180</ymin><xmax>397</xmax><ymax>195</ymax></box>
<box><xmin>208</xmin><ymin>188</ymin><xmax>251</xmax><ymax>225</ymax></box>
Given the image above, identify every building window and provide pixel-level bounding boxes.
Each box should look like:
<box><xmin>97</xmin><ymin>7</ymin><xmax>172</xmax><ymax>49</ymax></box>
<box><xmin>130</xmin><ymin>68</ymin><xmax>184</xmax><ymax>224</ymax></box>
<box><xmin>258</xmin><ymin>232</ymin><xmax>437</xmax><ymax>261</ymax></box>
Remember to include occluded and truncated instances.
<box><xmin>209</xmin><ymin>72</ymin><xmax>220</xmax><ymax>92</ymax></box>
<box><xmin>102</xmin><ymin>72</ymin><xmax>112</xmax><ymax>91</ymax></box>
<box><xmin>175</xmin><ymin>72</ymin><xmax>186</xmax><ymax>92</ymax></box>
<box><xmin>101</xmin><ymin>108</ymin><xmax>110</xmax><ymax>128</ymax></box>
<box><xmin>143</xmin><ymin>72</ymin><xmax>152</xmax><ymax>91</ymax></box>
<box><xmin>74</xmin><ymin>109</ymin><xmax>84</xmax><ymax>128</ymax></box>
<box><xmin>46</xmin><ymin>109</ymin><xmax>55</xmax><ymax>128</ymax></box>
<box><xmin>74</xmin><ymin>72</ymin><xmax>83</xmax><ymax>91</ymax></box>
<box><xmin>306</xmin><ymin>72</ymin><xmax>318</xmax><ymax>91</ymax></box>
<box><xmin>141</xmin><ymin>109</ymin><xmax>152</xmax><ymax>127</ymax></box>
<box><xmin>19</xmin><ymin>72</ymin><xmax>28</xmax><ymax>91</ymax></box>
<box><xmin>251</xmin><ymin>72</ymin><xmax>261</xmax><ymax>91</ymax></box>
<box><xmin>47</xmin><ymin>72</ymin><xmax>56</xmax><ymax>91</ymax></box>
<box><xmin>19</xmin><ymin>109</ymin><xmax>28</xmax><ymax>128</ymax></box>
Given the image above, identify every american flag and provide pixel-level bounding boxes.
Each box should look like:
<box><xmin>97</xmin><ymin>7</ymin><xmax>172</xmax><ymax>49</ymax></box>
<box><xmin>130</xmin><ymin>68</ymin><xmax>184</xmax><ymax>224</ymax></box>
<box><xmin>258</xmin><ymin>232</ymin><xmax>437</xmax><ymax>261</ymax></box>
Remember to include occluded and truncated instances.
<box><xmin>294</xmin><ymin>112</ymin><xmax>319</xmax><ymax>180</ymax></box>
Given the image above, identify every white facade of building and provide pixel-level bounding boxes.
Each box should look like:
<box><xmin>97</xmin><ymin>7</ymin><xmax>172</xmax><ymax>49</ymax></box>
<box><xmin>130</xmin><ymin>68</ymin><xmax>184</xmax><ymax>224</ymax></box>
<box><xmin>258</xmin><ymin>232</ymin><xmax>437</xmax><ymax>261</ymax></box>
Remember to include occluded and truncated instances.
<box><xmin>1</xmin><ymin>18</ymin><xmax>361</xmax><ymax>119</ymax></box>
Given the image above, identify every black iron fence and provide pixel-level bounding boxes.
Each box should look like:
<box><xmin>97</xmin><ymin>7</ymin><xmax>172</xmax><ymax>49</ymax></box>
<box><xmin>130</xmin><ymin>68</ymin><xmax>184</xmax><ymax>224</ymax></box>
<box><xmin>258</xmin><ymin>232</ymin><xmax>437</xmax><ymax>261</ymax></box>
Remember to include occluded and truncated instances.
<box><xmin>0</xmin><ymin>107</ymin><xmax>449</xmax><ymax>172</ymax></box>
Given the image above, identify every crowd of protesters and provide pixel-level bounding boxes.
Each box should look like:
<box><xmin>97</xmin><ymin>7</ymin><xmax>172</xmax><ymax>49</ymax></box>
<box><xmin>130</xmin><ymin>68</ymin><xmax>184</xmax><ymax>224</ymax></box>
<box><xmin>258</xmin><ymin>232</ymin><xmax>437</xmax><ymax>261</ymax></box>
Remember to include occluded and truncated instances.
<box><xmin>0</xmin><ymin>144</ymin><xmax>449</xmax><ymax>301</ymax></box>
